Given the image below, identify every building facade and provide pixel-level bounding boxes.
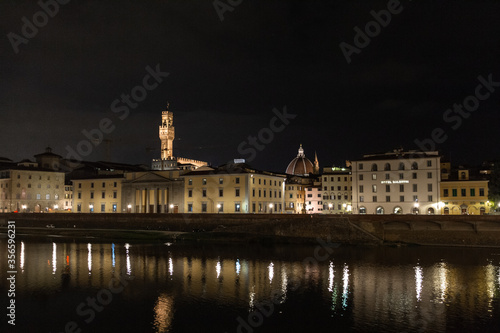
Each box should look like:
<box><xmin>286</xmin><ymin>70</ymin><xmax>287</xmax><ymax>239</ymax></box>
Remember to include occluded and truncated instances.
<box><xmin>0</xmin><ymin>166</ymin><xmax>65</xmax><ymax>213</ymax></box>
<box><xmin>284</xmin><ymin>176</ymin><xmax>306</xmax><ymax>214</ymax></box>
<box><xmin>121</xmin><ymin>170</ymin><xmax>185</xmax><ymax>213</ymax></box>
<box><xmin>72</xmin><ymin>176</ymin><xmax>124</xmax><ymax>213</ymax></box>
<box><xmin>321</xmin><ymin>167</ymin><xmax>352</xmax><ymax>214</ymax></box>
<box><xmin>351</xmin><ymin>150</ymin><xmax>441</xmax><ymax>215</ymax></box>
<box><xmin>439</xmin><ymin>168</ymin><xmax>489</xmax><ymax>215</ymax></box>
<box><xmin>182</xmin><ymin>164</ymin><xmax>286</xmax><ymax>213</ymax></box>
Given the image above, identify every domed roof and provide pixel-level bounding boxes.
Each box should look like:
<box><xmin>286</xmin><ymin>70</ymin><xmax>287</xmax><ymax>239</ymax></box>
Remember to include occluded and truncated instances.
<box><xmin>286</xmin><ymin>145</ymin><xmax>314</xmax><ymax>176</ymax></box>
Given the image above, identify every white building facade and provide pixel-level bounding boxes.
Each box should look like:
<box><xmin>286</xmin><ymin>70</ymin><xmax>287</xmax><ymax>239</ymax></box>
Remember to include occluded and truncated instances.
<box><xmin>351</xmin><ymin>150</ymin><xmax>441</xmax><ymax>215</ymax></box>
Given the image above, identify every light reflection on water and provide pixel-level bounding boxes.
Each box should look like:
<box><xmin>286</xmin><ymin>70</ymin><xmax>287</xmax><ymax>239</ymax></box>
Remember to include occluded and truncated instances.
<box><xmin>2</xmin><ymin>240</ymin><xmax>500</xmax><ymax>332</ymax></box>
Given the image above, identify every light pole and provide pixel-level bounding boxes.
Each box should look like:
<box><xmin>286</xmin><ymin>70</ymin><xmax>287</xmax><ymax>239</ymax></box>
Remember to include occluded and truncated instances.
<box><xmin>414</xmin><ymin>200</ymin><xmax>419</xmax><ymax>214</ymax></box>
<box><xmin>328</xmin><ymin>203</ymin><xmax>333</xmax><ymax>214</ymax></box>
<box><xmin>269</xmin><ymin>203</ymin><xmax>273</xmax><ymax>214</ymax></box>
<box><xmin>22</xmin><ymin>204</ymin><xmax>27</xmax><ymax>213</ymax></box>
<box><xmin>127</xmin><ymin>204</ymin><xmax>132</xmax><ymax>213</ymax></box>
<box><xmin>217</xmin><ymin>203</ymin><xmax>221</xmax><ymax>214</ymax></box>
<box><xmin>89</xmin><ymin>204</ymin><xmax>93</xmax><ymax>213</ymax></box>
<box><xmin>342</xmin><ymin>203</ymin><xmax>346</xmax><ymax>214</ymax></box>
<box><xmin>169</xmin><ymin>204</ymin><xmax>174</xmax><ymax>213</ymax></box>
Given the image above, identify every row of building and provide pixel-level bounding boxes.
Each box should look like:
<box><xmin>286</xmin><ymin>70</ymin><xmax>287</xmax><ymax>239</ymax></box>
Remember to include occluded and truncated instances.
<box><xmin>0</xmin><ymin>106</ymin><xmax>496</xmax><ymax>215</ymax></box>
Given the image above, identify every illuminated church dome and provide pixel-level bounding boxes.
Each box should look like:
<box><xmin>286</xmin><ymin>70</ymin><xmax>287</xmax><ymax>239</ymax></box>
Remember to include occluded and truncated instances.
<box><xmin>286</xmin><ymin>144</ymin><xmax>318</xmax><ymax>176</ymax></box>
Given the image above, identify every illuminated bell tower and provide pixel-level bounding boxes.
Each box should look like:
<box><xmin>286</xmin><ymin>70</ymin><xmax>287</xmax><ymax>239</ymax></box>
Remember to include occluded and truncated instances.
<box><xmin>159</xmin><ymin>103</ymin><xmax>175</xmax><ymax>160</ymax></box>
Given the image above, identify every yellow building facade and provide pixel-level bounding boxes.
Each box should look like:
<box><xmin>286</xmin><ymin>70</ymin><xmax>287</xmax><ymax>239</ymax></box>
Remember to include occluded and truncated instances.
<box><xmin>439</xmin><ymin>169</ymin><xmax>489</xmax><ymax>215</ymax></box>
<box><xmin>72</xmin><ymin>176</ymin><xmax>124</xmax><ymax>213</ymax></box>
<box><xmin>182</xmin><ymin>165</ymin><xmax>286</xmax><ymax>213</ymax></box>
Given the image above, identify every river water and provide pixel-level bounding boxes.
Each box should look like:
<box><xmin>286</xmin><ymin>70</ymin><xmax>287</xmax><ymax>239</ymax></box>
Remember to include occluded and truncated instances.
<box><xmin>1</xmin><ymin>236</ymin><xmax>500</xmax><ymax>332</ymax></box>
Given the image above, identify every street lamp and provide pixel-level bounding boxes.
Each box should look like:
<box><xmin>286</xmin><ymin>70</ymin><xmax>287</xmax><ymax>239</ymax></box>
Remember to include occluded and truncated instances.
<box><xmin>217</xmin><ymin>203</ymin><xmax>221</xmax><ymax>213</ymax></box>
<box><xmin>269</xmin><ymin>203</ymin><xmax>273</xmax><ymax>214</ymax></box>
<box><xmin>328</xmin><ymin>203</ymin><xmax>332</xmax><ymax>212</ymax></box>
<box><xmin>89</xmin><ymin>204</ymin><xmax>93</xmax><ymax>213</ymax></box>
<box><xmin>170</xmin><ymin>204</ymin><xmax>174</xmax><ymax>213</ymax></box>
<box><xmin>127</xmin><ymin>204</ymin><xmax>132</xmax><ymax>213</ymax></box>
<box><xmin>22</xmin><ymin>204</ymin><xmax>26</xmax><ymax>213</ymax></box>
<box><xmin>342</xmin><ymin>203</ymin><xmax>347</xmax><ymax>214</ymax></box>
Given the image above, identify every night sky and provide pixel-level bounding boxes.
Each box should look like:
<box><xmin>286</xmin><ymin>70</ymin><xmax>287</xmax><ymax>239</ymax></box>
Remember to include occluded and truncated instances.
<box><xmin>1</xmin><ymin>0</ymin><xmax>499</xmax><ymax>172</ymax></box>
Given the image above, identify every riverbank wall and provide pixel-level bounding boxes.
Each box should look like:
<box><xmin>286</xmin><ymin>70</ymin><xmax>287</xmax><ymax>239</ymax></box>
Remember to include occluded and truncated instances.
<box><xmin>1</xmin><ymin>213</ymin><xmax>500</xmax><ymax>247</ymax></box>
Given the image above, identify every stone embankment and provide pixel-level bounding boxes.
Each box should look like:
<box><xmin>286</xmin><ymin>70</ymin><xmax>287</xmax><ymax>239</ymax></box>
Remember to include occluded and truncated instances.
<box><xmin>1</xmin><ymin>213</ymin><xmax>500</xmax><ymax>247</ymax></box>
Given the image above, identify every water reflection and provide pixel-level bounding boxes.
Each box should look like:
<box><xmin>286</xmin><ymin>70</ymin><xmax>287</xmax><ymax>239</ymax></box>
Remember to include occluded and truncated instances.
<box><xmin>112</xmin><ymin>243</ymin><xmax>116</xmax><ymax>268</ymax></box>
<box><xmin>4</xmin><ymin>241</ymin><xmax>500</xmax><ymax>332</ymax></box>
<box><xmin>235</xmin><ymin>259</ymin><xmax>241</xmax><ymax>275</ymax></box>
<box><xmin>52</xmin><ymin>242</ymin><xmax>57</xmax><ymax>274</ymax></box>
<box><xmin>153</xmin><ymin>294</ymin><xmax>174</xmax><ymax>333</ymax></box>
<box><xmin>342</xmin><ymin>264</ymin><xmax>349</xmax><ymax>310</ymax></box>
<box><xmin>486</xmin><ymin>262</ymin><xmax>496</xmax><ymax>312</ymax></box>
<box><xmin>20</xmin><ymin>241</ymin><xmax>25</xmax><ymax>271</ymax></box>
<box><xmin>216</xmin><ymin>258</ymin><xmax>221</xmax><ymax>279</ymax></box>
<box><xmin>432</xmin><ymin>262</ymin><xmax>448</xmax><ymax>303</ymax></box>
<box><xmin>125</xmin><ymin>243</ymin><xmax>131</xmax><ymax>276</ymax></box>
<box><xmin>169</xmin><ymin>256</ymin><xmax>174</xmax><ymax>277</ymax></box>
<box><xmin>268</xmin><ymin>262</ymin><xmax>274</xmax><ymax>283</ymax></box>
<box><xmin>280</xmin><ymin>265</ymin><xmax>288</xmax><ymax>304</ymax></box>
<box><xmin>87</xmin><ymin>243</ymin><xmax>92</xmax><ymax>274</ymax></box>
<box><xmin>414</xmin><ymin>264</ymin><xmax>423</xmax><ymax>302</ymax></box>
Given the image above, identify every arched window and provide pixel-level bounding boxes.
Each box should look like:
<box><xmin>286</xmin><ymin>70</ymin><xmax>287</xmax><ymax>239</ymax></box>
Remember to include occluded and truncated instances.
<box><xmin>413</xmin><ymin>207</ymin><xmax>420</xmax><ymax>214</ymax></box>
<box><xmin>411</xmin><ymin>162</ymin><xmax>418</xmax><ymax>170</ymax></box>
<box><xmin>399</xmin><ymin>162</ymin><xmax>405</xmax><ymax>170</ymax></box>
<box><xmin>359</xmin><ymin>207</ymin><xmax>366</xmax><ymax>214</ymax></box>
<box><xmin>371</xmin><ymin>164</ymin><xmax>378</xmax><ymax>171</ymax></box>
<box><xmin>376</xmin><ymin>206</ymin><xmax>384</xmax><ymax>214</ymax></box>
<box><xmin>384</xmin><ymin>163</ymin><xmax>391</xmax><ymax>171</ymax></box>
<box><xmin>394</xmin><ymin>206</ymin><xmax>402</xmax><ymax>214</ymax></box>
<box><xmin>427</xmin><ymin>207</ymin><xmax>435</xmax><ymax>215</ymax></box>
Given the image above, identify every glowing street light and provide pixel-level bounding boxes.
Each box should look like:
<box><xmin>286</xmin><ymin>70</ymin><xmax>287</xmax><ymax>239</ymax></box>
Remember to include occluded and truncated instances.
<box><xmin>269</xmin><ymin>203</ymin><xmax>273</xmax><ymax>214</ymax></box>
<box><xmin>22</xmin><ymin>204</ymin><xmax>27</xmax><ymax>212</ymax></box>
<box><xmin>169</xmin><ymin>204</ymin><xmax>174</xmax><ymax>213</ymax></box>
<box><xmin>328</xmin><ymin>203</ymin><xmax>333</xmax><ymax>213</ymax></box>
<box><xmin>89</xmin><ymin>204</ymin><xmax>93</xmax><ymax>213</ymax></box>
<box><xmin>127</xmin><ymin>204</ymin><xmax>132</xmax><ymax>213</ymax></box>
<box><xmin>217</xmin><ymin>203</ymin><xmax>221</xmax><ymax>213</ymax></box>
<box><xmin>54</xmin><ymin>204</ymin><xmax>58</xmax><ymax>210</ymax></box>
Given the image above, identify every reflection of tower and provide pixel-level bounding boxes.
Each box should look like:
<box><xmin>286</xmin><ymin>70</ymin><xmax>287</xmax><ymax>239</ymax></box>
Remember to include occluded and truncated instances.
<box><xmin>159</xmin><ymin>103</ymin><xmax>175</xmax><ymax>160</ymax></box>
